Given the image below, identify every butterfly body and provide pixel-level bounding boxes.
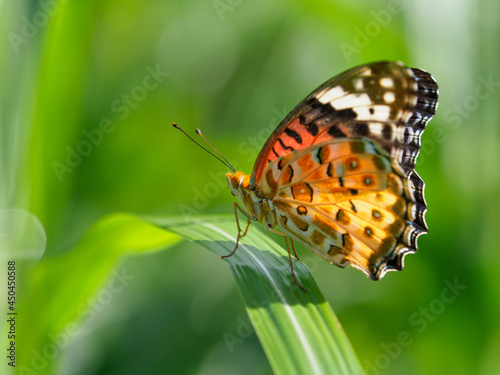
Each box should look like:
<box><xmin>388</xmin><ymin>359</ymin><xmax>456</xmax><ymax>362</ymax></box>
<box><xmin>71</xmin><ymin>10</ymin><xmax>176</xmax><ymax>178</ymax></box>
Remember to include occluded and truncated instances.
<box><xmin>227</xmin><ymin>171</ymin><xmax>278</xmax><ymax>229</ymax></box>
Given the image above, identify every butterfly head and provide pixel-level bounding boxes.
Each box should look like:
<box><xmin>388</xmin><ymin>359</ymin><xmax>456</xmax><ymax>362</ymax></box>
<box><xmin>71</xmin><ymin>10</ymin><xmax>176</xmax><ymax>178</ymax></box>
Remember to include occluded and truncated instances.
<box><xmin>226</xmin><ymin>171</ymin><xmax>249</xmax><ymax>196</ymax></box>
<box><xmin>226</xmin><ymin>171</ymin><xmax>277</xmax><ymax>229</ymax></box>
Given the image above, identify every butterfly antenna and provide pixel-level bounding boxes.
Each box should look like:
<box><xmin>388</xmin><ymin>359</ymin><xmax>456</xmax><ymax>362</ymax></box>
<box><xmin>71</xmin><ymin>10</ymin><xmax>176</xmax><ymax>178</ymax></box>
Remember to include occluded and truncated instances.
<box><xmin>172</xmin><ymin>123</ymin><xmax>236</xmax><ymax>173</ymax></box>
<box><xmin>195</xmin><ymin>128</ymin><xmax>236</xmax><ymax>172</ymax></box>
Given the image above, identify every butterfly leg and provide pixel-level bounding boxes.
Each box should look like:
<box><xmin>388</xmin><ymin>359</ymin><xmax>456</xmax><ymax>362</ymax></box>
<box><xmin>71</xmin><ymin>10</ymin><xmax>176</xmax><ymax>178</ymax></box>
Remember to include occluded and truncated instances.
<box><xmin>221</xmin><ymin>203</ymin><xmax>252</xmax><ymax>259</ymax></box>
<box><xmin>289</xmin><ymin>238</ymin><xmax>301</xmax><ymax>261</ymax></box>
<box><xmin>267</xmin><ymin>228</ymin><xmax>306</xmax><ymax>291</ymax></box>
<box><xmin>284</xmin><ymin>236</ymin><xmax>307</xmax><ymax>292</ymax></box>
<box><xmin>240</xmin><ymin>217</ymin><xmax>251</xmax><ymax>238</ymax></box>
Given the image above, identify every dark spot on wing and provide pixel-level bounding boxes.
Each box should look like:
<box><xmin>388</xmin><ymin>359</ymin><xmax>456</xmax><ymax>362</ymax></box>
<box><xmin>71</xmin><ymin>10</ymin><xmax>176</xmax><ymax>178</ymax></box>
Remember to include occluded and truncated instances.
<box><xmin>365</xmin><ymin>227</ymin><xmax>373</xmax><ymax>237</ymax></box>
<box><xmin>382</xmin><ymin>124</ymin><xmax>393</xmax><ymax>140</ymax></box>
<box><xmin>328</xmin><ymin>124</ymin><xmax>347</xmax><ymax>138</ymax></box>
<box><xmin>272</xmin><ymin>146</ymin><xmax>279</xmax><ymax>158</ymax></box>
<box><xmin>305</xmin><ymin>122</ymin><xmax>319</xmax><ymax>136</ymax></box>
<box><xmin>349</xmin><ymin>200</ymin><xmax>357</xmax><ymax>213</ymax></box>
<box><xmin>277</xmin><ymin>138</ymin><xmax>294</xmax><ymax>152</ymax></box>
<box><xmin>297</xmin><ymin>206</ymin><xmax>308</xmax><ymax>215</ymax></box>
<box><xmin>280</xmin><ymin>215</ymin><xmax>288</xmax><ymax>227</ymax></box>
<box><xmin>342</xmin><ymin>233</ymin><xmax>354</xmax><ymax>252</ymax></box>
<box><xmin>392</xmin><ymin>198</ymin><xmax>406</xmax><ymax>217</ymax></box>
<box><xmin>355</xmin><ymin>122</ymin><xmax>370</xmax><ymax>136</ymax></box>
<box><xmin>373</xmin><ymin>155</ymin><xmax>389</xmax><ymax>171</ymax></box>
<box><xmin>380</xmin><ymin>237</ymin><xmax>397</xmax><ymax>257</ymax></box>
<box><xmin>337</xmin><ymin>108</ymin><xmax>358</xmax><ymax>120</ymax></box>
<box><xmin>282</xmin><ymin>165</ymin><xmax>294</xmax><ymax>184</ymax></box>
<box><xmin>284</xmin><ymin>128</ymin><xmax>303</xmax><ymax>144</ymax></box>
<box><xmin>327</xmin><ymin>163</ymin><xmax>333</xmax><ymax>177</ymax></box>
<box><xmin>336</xmin><ymin>209</ymin><xmax>350</xmax><ymax>225</ymax></box>
<box><xmin>346</xmin><ymin>157</ymin><xmax>359</xmax><ymax>170</ymax></box>
<box><xmin>316</xmin><ymin>147</ymin><xmax>323</xmax><ymax>164</ymax></box>
<box><xmin>290</xmin><ymin>215</ymin><xmax>309</xmax><ymax>232</ymax></box>
<box><xmin>304</xmin><ymin>183</ymin><xmax>314</xmax><ymax>202</ymax></box>
<box><xmin>328</xmin><ymin>245</ymin><xmax>342</xmax><ymax>255</ymax></box>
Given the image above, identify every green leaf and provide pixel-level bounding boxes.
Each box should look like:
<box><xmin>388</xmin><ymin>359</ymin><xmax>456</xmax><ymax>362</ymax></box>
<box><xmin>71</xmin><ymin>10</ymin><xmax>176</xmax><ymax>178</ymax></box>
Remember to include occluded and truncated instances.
<box><xmin>17</xmin><ymin>213</ymin><xmax>181</xmax><ymax>373</ymax></box>
<box><xmin>18</xmin><ymin>213</ymin><xmax>363</xmax><ymax>375</ymax></box>
<box><xmin>145</xmin><ymin>214</ymin><xmax>364</xmax><ymax>375</ymax></box>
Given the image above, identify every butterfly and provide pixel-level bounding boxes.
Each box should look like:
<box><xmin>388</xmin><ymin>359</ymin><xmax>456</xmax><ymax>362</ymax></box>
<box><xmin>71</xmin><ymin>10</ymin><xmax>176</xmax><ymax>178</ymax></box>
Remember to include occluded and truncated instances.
<box><xmin>175</xmin><ymin>61</ymin><xmax>439</xmax><ymax>291</ymax></box>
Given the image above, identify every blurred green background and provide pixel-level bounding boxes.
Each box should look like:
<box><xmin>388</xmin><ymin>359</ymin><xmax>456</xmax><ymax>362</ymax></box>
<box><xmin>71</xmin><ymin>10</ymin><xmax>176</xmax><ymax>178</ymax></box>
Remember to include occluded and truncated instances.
<box><xmin>2</xmin><ymin>0</ymin><xmax>500</xmax><ymax>374</ymax></box>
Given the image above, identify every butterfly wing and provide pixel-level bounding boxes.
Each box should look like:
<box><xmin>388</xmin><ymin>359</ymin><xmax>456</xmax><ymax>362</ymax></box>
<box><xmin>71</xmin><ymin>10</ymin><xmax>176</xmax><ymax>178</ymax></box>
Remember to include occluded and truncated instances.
<box><xmin>258</xmin><ymin>138</ymin><xmax>425</xmax><ymax>279</ymax></box>
<box><xmin>250</xmin><ymin>61</ymin><xmax>438</xmax><ymax>186</ymax></box>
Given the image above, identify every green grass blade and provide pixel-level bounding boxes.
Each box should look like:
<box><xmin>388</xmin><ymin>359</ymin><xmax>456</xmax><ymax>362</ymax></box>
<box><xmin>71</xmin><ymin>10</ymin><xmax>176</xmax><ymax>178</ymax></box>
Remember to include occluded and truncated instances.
<box><xmin>145</xmin><ymin>214</ymin><xmax>364</xmax><ymax>375</ymax></box>
<box><xmin>17</xmin><ymin>213</ymin><xmax>363</xmax><ymax>374</ymax></box>
<box><xmin>17</xmin><ymin>213</ymin><xmax>181</xmax><ymax>373</ymax></box>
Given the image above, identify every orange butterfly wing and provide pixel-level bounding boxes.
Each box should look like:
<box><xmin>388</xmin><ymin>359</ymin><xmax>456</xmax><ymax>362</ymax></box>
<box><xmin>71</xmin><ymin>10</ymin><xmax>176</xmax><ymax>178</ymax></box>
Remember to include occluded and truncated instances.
<box><xmin>250</xmin><ymin>61</ymin><xmax>438</xmax><ymax>278</ymax></box>
<box><xmin>258</xmin><ymin>138</ymin><xmax>423</xmax><ymax>279</ymax></box>
<box><xmin>250</xmin><ymin>61</ymin><xmax>438</xmax><ymax>184</ymax></box>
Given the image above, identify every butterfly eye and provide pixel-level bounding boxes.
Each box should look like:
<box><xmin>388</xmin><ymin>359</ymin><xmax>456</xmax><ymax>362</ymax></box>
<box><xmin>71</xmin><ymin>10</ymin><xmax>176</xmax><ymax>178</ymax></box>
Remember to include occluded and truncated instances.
<box><xmin>267</xmin><ymin>223</ymin><xmax>272</xmax><ymax>228</ymax></box>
